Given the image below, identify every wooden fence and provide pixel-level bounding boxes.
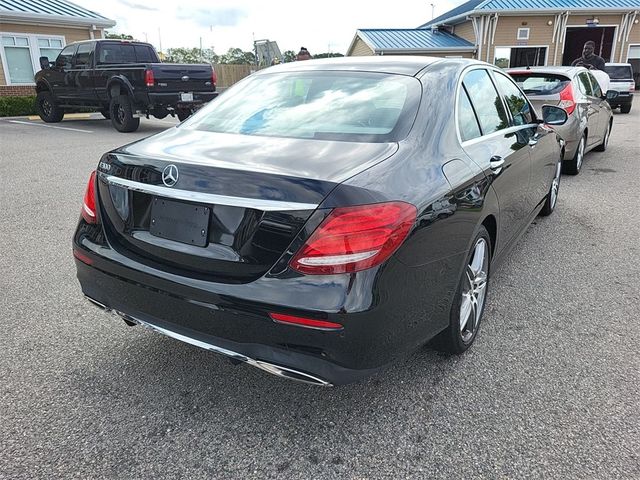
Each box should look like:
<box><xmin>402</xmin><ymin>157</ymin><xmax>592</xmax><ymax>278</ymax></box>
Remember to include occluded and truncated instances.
<box><xmin>213</xmin><ymin>64</ymin><xmax>267</xmax><ymax>89</ymax></box>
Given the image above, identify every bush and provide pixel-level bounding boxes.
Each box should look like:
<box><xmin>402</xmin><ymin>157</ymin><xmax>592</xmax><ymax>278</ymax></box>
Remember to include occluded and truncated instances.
<box><xmin>0</xmin><ymin>95</ymin><xmax>37</xmax><ymax>117</ymax></box>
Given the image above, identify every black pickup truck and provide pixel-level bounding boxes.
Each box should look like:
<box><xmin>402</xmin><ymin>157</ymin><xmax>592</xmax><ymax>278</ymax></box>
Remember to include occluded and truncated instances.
<box><xmin>34</xmin><ymin>39</ymin><xmax>217</xmax><ymax>132</ymax></box>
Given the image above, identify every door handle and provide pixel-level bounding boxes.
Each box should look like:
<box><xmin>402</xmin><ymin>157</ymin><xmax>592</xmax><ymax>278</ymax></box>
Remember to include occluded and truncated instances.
<box><xmin>489</xmin><ymin>156</ymin><xmax>505</xmax><ymax>172</ymax></box>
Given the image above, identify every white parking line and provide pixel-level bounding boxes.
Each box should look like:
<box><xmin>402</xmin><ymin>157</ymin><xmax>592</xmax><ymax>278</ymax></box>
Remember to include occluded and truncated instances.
<box><xmin>8</xmin><ymin>120</ymin><xmax>93</xmax><ymax>134</ymax></box>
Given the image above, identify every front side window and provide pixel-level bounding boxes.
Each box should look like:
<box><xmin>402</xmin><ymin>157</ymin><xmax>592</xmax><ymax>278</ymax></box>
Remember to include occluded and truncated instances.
<box><xmin>55</xmin><ymin>44</ymin><xmax>76</xmax><ymax>69</ymax></box>
<box><xmin>462</xmin><ymin>69</ymin><xmax>509</xmax><ymax>135</ymax></box>
<box><xmin>1</xmin><ymin>35</ymin><xmax>34</xmax><ymax>83</ymax></box>
<box><xmin>493</xmin><ymin>72</ymin><xmax>533</xmax><ymax>126</ymax></box>
<box><xmin>74</xmin><ymin>43</ymin><xmax>93</xmax><ymax>68</ymax></box>
<box><xmin>185</xmin><ymin>71</ymin><xmax>421</xmax><ymax>143</ymax></box>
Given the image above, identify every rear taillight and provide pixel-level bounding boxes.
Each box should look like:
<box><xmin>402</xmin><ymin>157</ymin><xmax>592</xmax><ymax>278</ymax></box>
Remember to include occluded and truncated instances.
<box><xmin>82</xmin><ymin>170</ymin><xmax>97</xmax><ymax>224</ymax></box>
<box><xmin>630</xmin><ymin>82</ymin><xmax>635</xmax><ymax>92</ymax></box>
<box><xmin>558</xmin><ymin>83</ymin><xmax>576</xmax><ymax>115</ymax></box>
<box><xmin>144</xmin><ymin>69</ymin><xmax>154</xmax><ymax>87</ymax></box>
<box><xmin>290</xmin><ymin>202</ymin><xmax>417</xmax><ymax>275</ymax></box>
<box><xmin>211</xmin><ymin>68</ymin><xmax>217</xmax><ymax>87</ymax></box>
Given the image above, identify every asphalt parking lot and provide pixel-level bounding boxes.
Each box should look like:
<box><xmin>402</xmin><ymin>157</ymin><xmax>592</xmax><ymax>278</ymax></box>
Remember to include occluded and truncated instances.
<box><xmin>1</xmin><ymin>110</ymin><xmax>639</xmax><ymax>479</ymax></box>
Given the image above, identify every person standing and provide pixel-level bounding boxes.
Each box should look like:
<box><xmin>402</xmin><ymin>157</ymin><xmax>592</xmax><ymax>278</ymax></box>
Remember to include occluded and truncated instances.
<box><xmin>296</xmin><ymin>47</ymin><xmax>312</xmax><ymax>61</ymax></box>
<box><xmin>571</xmin><ymin>41</ymin><xmax>606</xmax><ymax>71</ymax></box>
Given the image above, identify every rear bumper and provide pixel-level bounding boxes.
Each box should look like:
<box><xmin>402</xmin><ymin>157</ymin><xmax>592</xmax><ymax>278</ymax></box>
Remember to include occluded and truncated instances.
<box><xmin>608</xmin><ymin>93</ymin><xmax>633</xmax><ymax>108</ymax></box>
<box><xmin>140</xmin><ymin>91</ymin><xmax>217</xmax><ymax>109</ymax></box>
<box><xmin>73</xmin><ymin>224</ymin><xmax>454</xmax><ymax>385</ymax></box>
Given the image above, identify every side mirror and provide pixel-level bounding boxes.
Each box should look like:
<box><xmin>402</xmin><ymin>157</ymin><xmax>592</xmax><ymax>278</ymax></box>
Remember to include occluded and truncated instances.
<box><xmin>39</xmin><ymin>56</ymin><xmax>50</xmax><ymax>69</ymax></box>
<box><xmin>605</xmin><ymin>90</ymin><xmax>619</xmax><ymax>101</ymax></box>
<box><xmin>541</xmin><ymin>105</ymin><xmax>568</xmax><ymax>126</ymax></box>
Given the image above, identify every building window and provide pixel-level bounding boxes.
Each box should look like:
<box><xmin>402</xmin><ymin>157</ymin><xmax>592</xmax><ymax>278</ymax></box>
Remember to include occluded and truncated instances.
<box><xmin>1</xmin><ymin>33</ymin><xmax>65</xmax><ymax>85</ymax></box>
<box><xmin>38</xmin><ymin>38</ymin><xmax>64</xmax><ymax>63</ymax></box>
<box><xmin>1</xmin><ymin>35</ymin><xmax>34</xmax><ymax>84</ymax></box>
<box><xmin>517</xmin><ymin>28</ymin><xmax>530</xmax><ymax>41</ymax></box>
<box><xmin>494</xmin><ymin>46</ymin><xmax>547</xmax><ymax>68</ymax></box>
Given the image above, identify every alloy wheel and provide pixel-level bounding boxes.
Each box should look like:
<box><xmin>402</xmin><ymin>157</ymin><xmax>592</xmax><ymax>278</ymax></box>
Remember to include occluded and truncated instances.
<box><xmin>459</xmin><ymin>238</ymin><xmax>489</xmax><ymax>343</ymax></box>
<box><xmin>42</xmin><ymin>99</ymin><xmax>52</xmax><ymax>117</ymax></box>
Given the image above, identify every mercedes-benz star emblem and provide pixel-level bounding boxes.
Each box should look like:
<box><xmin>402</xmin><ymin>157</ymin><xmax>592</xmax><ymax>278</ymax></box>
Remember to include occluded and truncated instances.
<box><xmin>162</xmin><ymin>164</ymin><xmax>179</xmax><ymax>187</ymax></box>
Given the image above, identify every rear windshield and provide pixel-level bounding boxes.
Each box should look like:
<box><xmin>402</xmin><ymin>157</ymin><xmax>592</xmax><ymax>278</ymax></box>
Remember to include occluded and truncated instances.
<box><xmin>98</xmin><ymin>43</ymin><xmax>158</xmax><ymax>64</ymax></box>
<box><xmin>604</xmin><ymin>65</ymin><xmax>633</xmax><ymax>80</ymax></box>
<box><xmin>184</xmin><ymin>71</ymin><xmax>421</xmax><ymax>143</ymax></box>
<box><xmin>509</xmin><ymin>73</ymin><xmax>570</xmax><ymax>95</ymax></box>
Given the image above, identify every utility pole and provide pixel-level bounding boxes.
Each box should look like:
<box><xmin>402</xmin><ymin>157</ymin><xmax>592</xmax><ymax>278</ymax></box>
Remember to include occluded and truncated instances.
<box><xmin>199</xmin><ymin>37</ymin><xmax>203</xmax><ymax>62</ymax></box>
<box><xmin>158</xmin><ymin>27</ymin><xmax>162</xmax><ymax>54</ymax></box>
<box><xmin>431</xmin><ymin>3</ymin><xmax>435</xmax><ymax>20</ymax></box>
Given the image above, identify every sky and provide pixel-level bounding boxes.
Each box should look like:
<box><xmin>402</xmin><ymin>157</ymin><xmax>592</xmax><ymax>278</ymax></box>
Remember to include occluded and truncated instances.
<box><xmin>74</xmin><ymin>0</ymin><xmax>461</xmax><ymax>55</ymax></box>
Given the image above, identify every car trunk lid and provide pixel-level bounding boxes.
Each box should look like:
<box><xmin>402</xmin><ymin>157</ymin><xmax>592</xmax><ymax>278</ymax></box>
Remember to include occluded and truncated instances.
<box><xmin>96</xmin><ymin>130</ymin><xmax>398</xmax><ymax>283</ymax></box>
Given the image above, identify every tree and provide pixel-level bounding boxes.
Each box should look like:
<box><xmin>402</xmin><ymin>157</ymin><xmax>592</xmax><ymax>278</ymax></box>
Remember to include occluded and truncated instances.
<box><xmin>105</xmin><ymin>33</ymin><xmax>135</xmax><ymax>40</ymax></box>
<box><xmin>282</xmin><ymin>50</ymin><xmax>296</xmax><ymax>63</ymax></box>
<box><xmin>219</xmin><ymin>48</ymin><xmax>256</xmax><ymax>65</ymax></box>
<box><xmin>165</xmin><ymin>47</ymin><xmax>219</xmax><ymax>64</ymax></box>
<box><xmin>312</xmin><ymin>52</ymin><xmax>344</xmax><ymax>59</ymax></box>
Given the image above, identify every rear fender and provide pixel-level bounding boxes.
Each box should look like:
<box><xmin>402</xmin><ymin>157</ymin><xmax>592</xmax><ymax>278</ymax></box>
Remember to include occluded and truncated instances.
<box><xmin>107</xmin><ymin>76</ymin><xmax>135</xmax><ymax>100</ymax></box>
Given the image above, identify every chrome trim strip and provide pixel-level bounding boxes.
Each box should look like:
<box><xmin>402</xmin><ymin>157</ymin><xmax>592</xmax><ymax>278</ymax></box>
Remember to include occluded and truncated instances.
<box><xmin>102</xmin><ymin>174</ymin><xmax>319</xmax><ymax>212</ymax></box>
<box><xmin>104</xmin><ymin>308</ymin><xmax>332</xmax><ymax>386</ymax></box>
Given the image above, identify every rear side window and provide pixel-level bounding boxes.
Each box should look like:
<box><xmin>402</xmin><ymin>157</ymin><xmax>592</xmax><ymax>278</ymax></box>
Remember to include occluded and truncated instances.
<box><xmin>457</xmin><ymin>87</ymin><xmax>481</xmax><ymax>141</ymax></box>
<box><xmin>604</xmin><ymin>65</ymin><xmax>633</xmax><ymax>80</ymax></box>
<box><xmin>588</xmin><ymin>73</ymin><xmax>602</xmax><ymax>97</ymax></box>
<box><xmin>577</xmin><ymin>72</ymin><xmax>594</xmax><ymax>96</ymax></box>
<box><xmin>462</xmin><ymin>69</ymin><xmax>509</xmax><ymax>135</ymax></box>
<box><xmin>510</xmin><ymin>73</ymin><xmax>570</xmax><ymax>95</ymax></box>
<box><xmin>493</xmin><ymin>72</ymin><xmax>533</xmax><ymax>126</ymax></box>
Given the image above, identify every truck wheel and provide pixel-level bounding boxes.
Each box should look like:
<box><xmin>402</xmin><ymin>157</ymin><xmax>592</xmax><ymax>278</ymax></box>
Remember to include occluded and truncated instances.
<box><xmin>620</xmin><ymin>104</ymin><xmax>631</xmax><ymax>114</ymax></box>
<box><xmin>100</xmin><ymin>109</ymin><xmax>111</xmax><ymax>119</ymax></box>
<box><xmin>36</xmin><ymin>91</ymin><xmax>64</xmax><ymax>123</ymax></box>
<box><xmin>109</xmin><ymin>95</ymin><xmax>140</xmax><ymax>132</ymax></box>
<box><xmin>176</xmin><ymin>108</ymin><xmax>192</xmax><ymax>122</ymax></box>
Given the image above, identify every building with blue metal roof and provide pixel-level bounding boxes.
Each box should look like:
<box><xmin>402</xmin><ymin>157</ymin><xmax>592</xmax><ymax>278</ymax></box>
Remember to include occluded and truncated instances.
<box><xmin>348</xmin><ymin>29</ymin><xmax>476</xmax><ymax>57</ymax></box>
<box><xmin>0</xmin><ymin>0</ymin><xmax>115</xmax><ymax>95</ymax></box>
<box><xmin>348</xmin><ymin>0</ymin><xmax>640</xmax><ymax>86</ymax></box>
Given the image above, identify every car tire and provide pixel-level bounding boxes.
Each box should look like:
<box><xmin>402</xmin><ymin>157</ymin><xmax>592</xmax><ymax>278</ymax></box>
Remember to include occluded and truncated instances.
<box><xmin>563</xmin><ymin>133</ymin><xmax>585</xmax><ymax>175</ymax></box>
<box><xmin>176</xmin><ymin>109</ymin><xmax>192</xmax><ymax>122</ymax></box>
<box><xmin>36</xmin><ymin>91</ymin><xmax>64</xmax><ymax>123</ymax></box>
<box><xmin>100</xmin><ymin>109</ymin><xmax>111</xmax><ymax>119</ymax></box>
<box><xmin>539</xmin><ymin>156</ymin><xmax>562</xmax><ymax>216</ymax></box>
<box><xmin>433</xmin><ymin>226</ymin><xmax>491</xmax><ymax>354</ymax></box>
<box><xmin>109</xmin><ymin>95</ymin><xmax>140</xmax><ymax>133</ymax></box>
<box><xmin>620</xmin><ymin>104</ymin><xmax>631</xmax><ymax>114</ymax></box>
<box><xmin>594</xmin><ymin>121</ymin><xmax>612</xmax><ymax>152</ymax></box>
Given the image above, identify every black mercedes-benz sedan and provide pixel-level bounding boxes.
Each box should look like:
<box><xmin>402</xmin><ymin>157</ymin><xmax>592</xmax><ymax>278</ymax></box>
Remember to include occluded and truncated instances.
<box><xmin>73</xmin><ymin>57</ymin><xmax>567</xmax><ymax>386</ymax></box>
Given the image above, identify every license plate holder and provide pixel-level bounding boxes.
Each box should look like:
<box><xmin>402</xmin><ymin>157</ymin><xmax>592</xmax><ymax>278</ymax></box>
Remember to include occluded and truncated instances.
<box><xmin>149</xmin><ymin>197</ymin><xmax>210</xmax><ymax>247</ymax></box>
<box><xmin>181</xmin><ymin>92</ymin><xmax>194</xmax><ymax>102</ymax></box>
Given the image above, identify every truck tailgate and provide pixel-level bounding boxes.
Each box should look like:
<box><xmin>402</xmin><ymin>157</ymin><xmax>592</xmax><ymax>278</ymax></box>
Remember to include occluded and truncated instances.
<box><xmin>151</xmin><ymin>64</ymin><xmax>214</xmax><ymax>92</ymax></box>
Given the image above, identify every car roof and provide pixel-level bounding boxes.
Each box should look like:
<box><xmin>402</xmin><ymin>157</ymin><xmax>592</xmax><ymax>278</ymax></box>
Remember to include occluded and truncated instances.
<box><xmin>68</xmin><ymin>38</ymin><xmax>155</xmax><ymax>48</ymax></box>
<box><xmin>506</xmin><ymin>66</ymin><xmax>586</xmax><ymax>77</ymax></box>
<box><xmin>256</xmin><ymin>55</ymin><xmax>485</xmax><ymax>77</ymax></box>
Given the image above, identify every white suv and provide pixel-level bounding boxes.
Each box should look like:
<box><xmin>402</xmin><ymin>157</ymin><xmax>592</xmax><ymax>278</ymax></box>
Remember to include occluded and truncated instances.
<box><xmin>605</xmin><ymin>63</ymin><xmax>635</xmax><ymax>113</ymax></box>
